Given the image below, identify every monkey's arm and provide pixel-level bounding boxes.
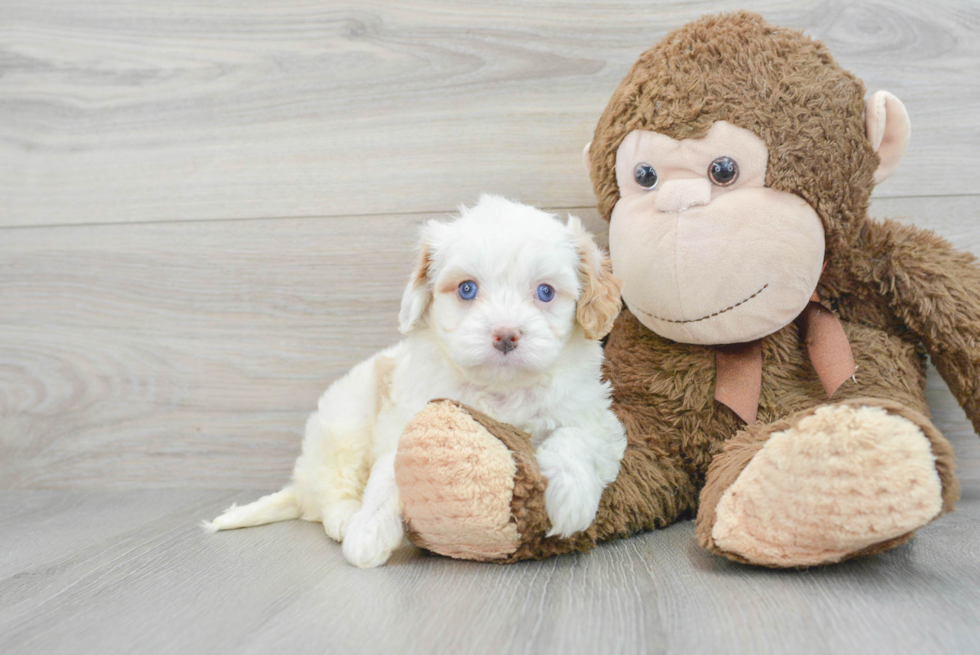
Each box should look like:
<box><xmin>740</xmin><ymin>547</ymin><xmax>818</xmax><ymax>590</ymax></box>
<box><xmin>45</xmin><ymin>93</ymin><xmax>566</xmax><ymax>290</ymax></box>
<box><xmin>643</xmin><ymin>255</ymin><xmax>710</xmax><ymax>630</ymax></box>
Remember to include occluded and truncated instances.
<box><xmin>860</xmin><ymin>218</ymin><xmax>980</xmax><ymax>434</ymax></box>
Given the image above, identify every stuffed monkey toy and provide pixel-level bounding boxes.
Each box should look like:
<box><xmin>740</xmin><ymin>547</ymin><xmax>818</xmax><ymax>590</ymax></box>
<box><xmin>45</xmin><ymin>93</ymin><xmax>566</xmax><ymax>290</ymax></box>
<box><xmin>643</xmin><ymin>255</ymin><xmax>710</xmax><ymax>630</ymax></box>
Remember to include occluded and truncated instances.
<box><xmin>393</xmin><ymin>11</ymin><xmax>975</xmax><ymax>567</ymax></box>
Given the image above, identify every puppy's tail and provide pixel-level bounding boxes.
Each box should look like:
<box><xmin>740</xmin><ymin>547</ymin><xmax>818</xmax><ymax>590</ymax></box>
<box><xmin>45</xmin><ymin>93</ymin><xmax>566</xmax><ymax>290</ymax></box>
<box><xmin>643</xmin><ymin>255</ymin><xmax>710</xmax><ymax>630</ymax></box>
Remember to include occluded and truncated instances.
<box><xmin>202</xmin><ymin>485</ymin><xmax>300</xmax><ymax>533</ymax></box>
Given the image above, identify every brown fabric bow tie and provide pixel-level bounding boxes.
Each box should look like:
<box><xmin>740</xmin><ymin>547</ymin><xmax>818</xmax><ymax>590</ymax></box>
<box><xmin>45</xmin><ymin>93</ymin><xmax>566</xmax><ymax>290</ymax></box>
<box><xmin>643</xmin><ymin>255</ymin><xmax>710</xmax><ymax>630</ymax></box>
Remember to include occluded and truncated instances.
<box><xmin>713</xmin><ymin>293</ymin><xmax>856</xmax><ymax>424</ymax></box>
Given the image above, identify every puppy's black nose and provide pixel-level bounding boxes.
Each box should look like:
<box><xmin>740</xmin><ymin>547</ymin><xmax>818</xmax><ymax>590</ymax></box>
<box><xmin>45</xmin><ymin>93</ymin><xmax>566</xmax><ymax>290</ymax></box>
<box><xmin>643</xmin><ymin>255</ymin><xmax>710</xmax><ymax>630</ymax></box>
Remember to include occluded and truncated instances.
<box><xmin>492</xmin><ymin>329</ymin><xmax>521</xmax><ymax>354</ymax></box>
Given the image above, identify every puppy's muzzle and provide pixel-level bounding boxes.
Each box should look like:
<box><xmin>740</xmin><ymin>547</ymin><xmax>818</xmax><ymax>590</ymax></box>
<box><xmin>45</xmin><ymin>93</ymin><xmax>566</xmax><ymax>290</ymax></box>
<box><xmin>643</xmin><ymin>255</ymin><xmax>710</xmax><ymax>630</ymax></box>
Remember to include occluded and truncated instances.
<box><xmin>492</xmin><ymin>328</ymin><xmax>521</xmax><ymax>354</ymax></box>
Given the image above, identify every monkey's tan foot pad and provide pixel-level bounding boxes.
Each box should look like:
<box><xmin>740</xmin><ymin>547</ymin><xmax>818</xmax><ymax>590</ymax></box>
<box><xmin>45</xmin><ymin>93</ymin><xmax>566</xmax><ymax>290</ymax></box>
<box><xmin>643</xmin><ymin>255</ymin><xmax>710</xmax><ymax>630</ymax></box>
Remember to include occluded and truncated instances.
<box><xmin>395</xmin><ymin>399</ymin><xmax>549</xmax><ymax>562</ymax></box>
<box><xmin>705</xmin><ymin>402</ymin><xmax>952</xmax><ymax>567</ymax></box>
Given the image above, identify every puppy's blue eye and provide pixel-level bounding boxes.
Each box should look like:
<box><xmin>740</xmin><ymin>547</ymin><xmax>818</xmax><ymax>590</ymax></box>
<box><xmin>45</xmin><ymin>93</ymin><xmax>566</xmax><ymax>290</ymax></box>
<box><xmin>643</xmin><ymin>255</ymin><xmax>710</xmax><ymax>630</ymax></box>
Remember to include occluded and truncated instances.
<box><xmin>458</xmin><ymin>281</ymin><xmax>478</xmax><ymax>300</ymax></box>
<box><xmin>536</xmin><ymin>284</ymin><xmax>555</xmax><ymax>302</ymax></box>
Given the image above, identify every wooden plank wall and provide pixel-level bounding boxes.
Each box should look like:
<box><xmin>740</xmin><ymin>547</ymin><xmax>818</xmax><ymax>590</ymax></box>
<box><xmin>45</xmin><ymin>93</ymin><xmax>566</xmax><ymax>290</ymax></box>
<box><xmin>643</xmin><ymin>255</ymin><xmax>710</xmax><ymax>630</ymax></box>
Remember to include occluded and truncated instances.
<box><xmin>2</xmin><ymin>0</ymin><xmax>979</xmax><ymax>489</ymax></box>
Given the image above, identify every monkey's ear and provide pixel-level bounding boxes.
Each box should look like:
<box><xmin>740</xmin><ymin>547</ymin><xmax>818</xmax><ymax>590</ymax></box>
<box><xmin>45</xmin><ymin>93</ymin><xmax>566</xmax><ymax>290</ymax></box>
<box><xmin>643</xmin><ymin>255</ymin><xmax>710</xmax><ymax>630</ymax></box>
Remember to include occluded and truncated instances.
<box><xmin>582</xmin><ymin>141</ymin><xmax>592</xmax><ymax>173</ymax></box>
<box><xmin>865</xmin><ymin>91</ymin><xmax>911</xmax><ymax>185</ymax></box>
<box><xmin>398</xmin><ymin>225</ymin><xmax>435</xmax><ymax>333</ymax></box>
<box><xmin>568</xmin><ymin>214</ymin><xmax>623</xmax><ymax>340</ymax></box>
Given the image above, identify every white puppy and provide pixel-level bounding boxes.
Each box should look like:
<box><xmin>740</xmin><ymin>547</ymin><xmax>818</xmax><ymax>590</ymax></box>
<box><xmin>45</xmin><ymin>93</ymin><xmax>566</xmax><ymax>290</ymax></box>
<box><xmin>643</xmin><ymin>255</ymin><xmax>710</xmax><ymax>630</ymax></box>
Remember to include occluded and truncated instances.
<box><xmin>207</xmin><ymin>194</ymin><xmax>627</xmax><ymax>568</ymax></box>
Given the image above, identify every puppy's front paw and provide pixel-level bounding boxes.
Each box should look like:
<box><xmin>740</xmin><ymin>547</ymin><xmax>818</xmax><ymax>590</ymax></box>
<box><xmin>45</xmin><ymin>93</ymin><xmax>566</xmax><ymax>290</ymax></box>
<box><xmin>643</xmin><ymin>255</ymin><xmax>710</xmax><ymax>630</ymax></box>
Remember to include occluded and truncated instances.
<box><xmin>536</xmin><ymin>450</ymin><xmax>603</xmax><ymax>538</ymax></box>
<box><xmin>341</xmin><ymin>508</ymin><xmax>404</xmax><ymax>568</ymax></box>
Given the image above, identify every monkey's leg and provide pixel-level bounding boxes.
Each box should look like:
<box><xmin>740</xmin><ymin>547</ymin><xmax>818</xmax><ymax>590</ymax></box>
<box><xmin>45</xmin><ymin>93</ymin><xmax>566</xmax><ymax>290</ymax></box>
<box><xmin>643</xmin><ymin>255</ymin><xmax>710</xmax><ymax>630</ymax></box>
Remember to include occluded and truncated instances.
<box><xmin>697</xmin><ymin>398</ymin><xmax>959</xmax><ymax>567</ymax></box>
<box><xmin>394</xmin><ymin>399</ymin><xmax>697</xmax><ymax>563</ymax></box>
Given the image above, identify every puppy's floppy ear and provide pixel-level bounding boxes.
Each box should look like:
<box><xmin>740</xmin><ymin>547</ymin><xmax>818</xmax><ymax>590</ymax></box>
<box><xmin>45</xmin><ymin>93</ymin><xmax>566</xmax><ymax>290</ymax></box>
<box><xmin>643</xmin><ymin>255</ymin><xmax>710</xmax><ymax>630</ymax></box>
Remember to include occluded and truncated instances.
<box><xmin>568</xmin><ymin>215</ymin><xmax>623</xmax><ymax>340</ymax></box>
<box><xmin>399</xmin><ymin>224</ymin><xmax>436</xmax><ymax>334</ymax></box>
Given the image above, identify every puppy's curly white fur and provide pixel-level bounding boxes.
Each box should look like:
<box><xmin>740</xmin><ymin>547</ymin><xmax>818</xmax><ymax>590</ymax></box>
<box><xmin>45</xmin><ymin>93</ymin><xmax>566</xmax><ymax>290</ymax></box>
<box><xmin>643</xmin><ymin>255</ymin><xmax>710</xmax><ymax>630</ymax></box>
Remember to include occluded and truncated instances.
<box><xmin>206</xmin><ymin>195</ymin><xmax>627</xmax><ymax>567</ymax></box>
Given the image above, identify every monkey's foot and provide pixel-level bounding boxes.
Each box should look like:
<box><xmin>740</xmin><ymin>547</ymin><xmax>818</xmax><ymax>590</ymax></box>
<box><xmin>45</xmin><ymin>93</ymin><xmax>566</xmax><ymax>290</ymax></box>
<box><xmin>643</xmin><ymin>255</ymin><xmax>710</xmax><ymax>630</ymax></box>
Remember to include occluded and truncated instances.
<box><xmin>698</xmin><ymin>399</ymin><xmax>958</xmax><ymax>567</ymax></box>
<box><xmin>395</xmin><ymin>400</ymin><xmax>551</xmax><ymax>562</ymax></box>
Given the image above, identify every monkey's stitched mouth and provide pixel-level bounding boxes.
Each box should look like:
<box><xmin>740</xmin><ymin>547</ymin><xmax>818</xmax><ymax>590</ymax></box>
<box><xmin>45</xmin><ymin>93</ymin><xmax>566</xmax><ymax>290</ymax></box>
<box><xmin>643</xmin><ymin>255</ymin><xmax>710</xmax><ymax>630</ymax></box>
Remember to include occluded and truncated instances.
<box><xmin>633</xmin><ymin>283</ymin><xmax>769</xmax><ymax>324</ymax></box>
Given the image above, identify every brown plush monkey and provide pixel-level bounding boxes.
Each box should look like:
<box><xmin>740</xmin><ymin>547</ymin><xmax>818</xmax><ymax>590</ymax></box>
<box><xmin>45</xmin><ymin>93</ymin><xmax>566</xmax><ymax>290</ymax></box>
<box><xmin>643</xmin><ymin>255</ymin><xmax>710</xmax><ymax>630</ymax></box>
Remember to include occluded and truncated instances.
<box><xmin>393</xmin><ymin>12</ymin><xmax>975</xmax><ymax>567</ymax></box>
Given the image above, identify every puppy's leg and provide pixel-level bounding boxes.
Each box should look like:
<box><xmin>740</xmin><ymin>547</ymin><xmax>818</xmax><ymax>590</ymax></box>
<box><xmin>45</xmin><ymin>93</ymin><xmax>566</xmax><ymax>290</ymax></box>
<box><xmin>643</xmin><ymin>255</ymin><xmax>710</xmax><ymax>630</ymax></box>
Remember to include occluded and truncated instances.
<box><xmin>301</xmin><ymin>412</ymin><xmax>371</xmax><ymax>542</ymax></box>
<box><xmin>292</xmin><ymin>349</ymin><xmax>400</xmax><ymax>542</ymax></box>
<box><xmin>536</xmin><ymin>415</ymin><xmax>626</xmax><ymax>538</ymax></box>
<box><xmin>341</xmin><ymin>451</ymin><xmax>404</xmax><ymax>568</ymax></box>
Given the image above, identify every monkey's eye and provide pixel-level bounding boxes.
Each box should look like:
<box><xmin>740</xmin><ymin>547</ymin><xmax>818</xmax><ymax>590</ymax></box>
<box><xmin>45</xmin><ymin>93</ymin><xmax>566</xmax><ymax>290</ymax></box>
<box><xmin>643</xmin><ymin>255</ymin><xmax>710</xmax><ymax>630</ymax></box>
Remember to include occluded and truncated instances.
<box><xmin>708</xmin><ymin>157</ymin><xmax>739</xmax><ymax>186</ymax></box>
<box><xmin>633</xmin><ymin>162</ymin><xmax>658</xmax><ymax>189</ymax></box>
<box><xmin>458</xmin><ymin>281</ymin><xmax>478</xmax><ymax>301</ymax></box>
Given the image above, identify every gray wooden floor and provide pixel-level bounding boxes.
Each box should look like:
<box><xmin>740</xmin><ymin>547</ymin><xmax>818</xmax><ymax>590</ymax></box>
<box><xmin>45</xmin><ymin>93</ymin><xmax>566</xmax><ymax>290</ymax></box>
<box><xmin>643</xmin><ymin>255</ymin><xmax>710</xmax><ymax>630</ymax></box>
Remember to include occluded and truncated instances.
<box><xmin>2</xmin><ymin>1</ymin><xmax>979</xmax><ymax>653</ymax></box>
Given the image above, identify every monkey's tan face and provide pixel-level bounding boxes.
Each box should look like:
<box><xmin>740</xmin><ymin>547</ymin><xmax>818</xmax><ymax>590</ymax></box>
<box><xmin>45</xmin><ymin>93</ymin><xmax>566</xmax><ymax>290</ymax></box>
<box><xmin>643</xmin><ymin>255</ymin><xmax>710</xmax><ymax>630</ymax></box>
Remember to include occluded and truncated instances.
<box><xmin>607</xmin><ymin>121</ymin><xmax>825</xmax><ymax>345</ymax></box>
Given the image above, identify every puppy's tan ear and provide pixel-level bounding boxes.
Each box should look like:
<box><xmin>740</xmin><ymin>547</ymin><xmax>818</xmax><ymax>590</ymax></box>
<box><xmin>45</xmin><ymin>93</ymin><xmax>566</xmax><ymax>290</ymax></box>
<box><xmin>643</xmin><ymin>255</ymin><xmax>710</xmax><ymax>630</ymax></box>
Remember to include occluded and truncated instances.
<box><xmin>399</xmin><ymin>226</ymin><xmax>435</xmax><ymax>333</ymax></box>
<box><xmin>568</xmin><ymin>215</ymin><xmax>622</xmax><ymax>340</ymax></box>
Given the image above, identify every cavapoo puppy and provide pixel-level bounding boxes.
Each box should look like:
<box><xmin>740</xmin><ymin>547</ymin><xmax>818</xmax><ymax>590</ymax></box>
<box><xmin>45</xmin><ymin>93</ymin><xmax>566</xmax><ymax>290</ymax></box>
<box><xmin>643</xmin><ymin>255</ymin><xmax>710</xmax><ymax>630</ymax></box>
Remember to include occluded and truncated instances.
<box><xmin>207</xmin><ymin>194</ymin><xmax>627</xmax><ymax>568</ymax></box>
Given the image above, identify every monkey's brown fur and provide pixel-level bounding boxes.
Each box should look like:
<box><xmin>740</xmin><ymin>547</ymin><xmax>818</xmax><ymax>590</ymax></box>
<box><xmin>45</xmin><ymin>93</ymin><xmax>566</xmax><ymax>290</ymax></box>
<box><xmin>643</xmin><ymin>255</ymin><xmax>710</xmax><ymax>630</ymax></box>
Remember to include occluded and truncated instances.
<box><xmin>590</xmin><ymin>11</ymin><xmax>876</xmax><ymax>276</ymax></box>
<box><xmin>397</xmin><ymin>12</ymin><xmax>977</xmax><ymax>565</ymax></box>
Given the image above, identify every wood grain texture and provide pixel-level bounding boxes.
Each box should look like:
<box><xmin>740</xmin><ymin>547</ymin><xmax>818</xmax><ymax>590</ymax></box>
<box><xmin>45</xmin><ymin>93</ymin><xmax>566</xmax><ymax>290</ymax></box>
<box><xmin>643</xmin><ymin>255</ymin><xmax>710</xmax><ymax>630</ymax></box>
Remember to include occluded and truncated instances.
<box><xmin>1</xmin><ymin>0</ymin><xmax>978</xmax><ymax>227</ymax></box>
<box><xmin>0</xmin><ymin>213</ymin><xmax>415</xmax><ymax>489</ymax></box>
<box><xmin>0</xmin><ymin>484</ymin><xmax>977</xmax><ymax>655</ymax></box>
